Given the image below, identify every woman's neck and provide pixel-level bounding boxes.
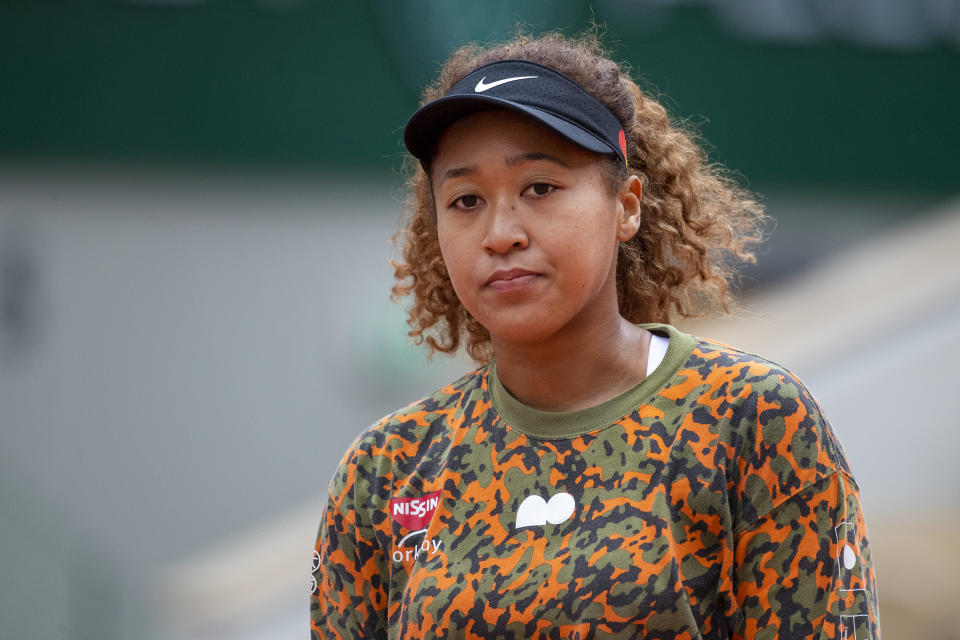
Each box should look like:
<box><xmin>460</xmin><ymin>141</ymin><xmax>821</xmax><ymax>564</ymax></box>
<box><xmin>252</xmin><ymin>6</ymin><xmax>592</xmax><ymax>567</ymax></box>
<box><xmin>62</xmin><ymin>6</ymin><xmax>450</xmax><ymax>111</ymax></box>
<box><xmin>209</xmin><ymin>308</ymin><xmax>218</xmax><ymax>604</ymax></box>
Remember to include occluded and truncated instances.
<box><xmin>491</xmin><ymin>316</ymin><xmax>652</xmax><ymax>412</ymax></box>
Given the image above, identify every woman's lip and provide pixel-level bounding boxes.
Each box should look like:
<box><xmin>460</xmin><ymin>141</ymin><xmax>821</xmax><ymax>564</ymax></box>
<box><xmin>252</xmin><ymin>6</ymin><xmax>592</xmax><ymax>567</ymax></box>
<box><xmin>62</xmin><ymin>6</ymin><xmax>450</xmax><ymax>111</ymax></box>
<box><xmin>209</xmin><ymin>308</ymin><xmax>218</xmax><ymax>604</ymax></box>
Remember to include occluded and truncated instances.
<box><xmin>486</xmin><ymin>274</ymin><xmax>539</xmax><ymax>292</ymax></box>
<box><xmin>485</xmin><ymin>268</ymin><xmax>539</xmax><ymax>284</ymax></box>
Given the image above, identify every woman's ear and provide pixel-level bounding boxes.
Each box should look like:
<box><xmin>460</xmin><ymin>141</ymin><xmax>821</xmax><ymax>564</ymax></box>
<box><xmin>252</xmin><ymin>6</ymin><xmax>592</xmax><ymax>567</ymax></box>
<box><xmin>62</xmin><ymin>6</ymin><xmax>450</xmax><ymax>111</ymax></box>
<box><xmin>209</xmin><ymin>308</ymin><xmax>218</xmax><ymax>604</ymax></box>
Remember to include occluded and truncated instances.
<box><xmin>617</xmin><ymin>175</ymin><xmax>643</xmax><ymax>242</ymax></box>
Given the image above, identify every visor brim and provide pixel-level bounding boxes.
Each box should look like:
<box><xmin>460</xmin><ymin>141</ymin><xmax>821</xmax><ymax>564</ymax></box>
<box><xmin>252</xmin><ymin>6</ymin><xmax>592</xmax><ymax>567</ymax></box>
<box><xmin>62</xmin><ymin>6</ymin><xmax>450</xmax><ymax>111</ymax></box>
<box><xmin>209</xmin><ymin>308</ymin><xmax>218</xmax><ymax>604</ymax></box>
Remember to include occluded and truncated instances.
<box><xmin>404</xmin><ymin>94</ymin><xmax>618</xmax><ymax>165</ymax></box>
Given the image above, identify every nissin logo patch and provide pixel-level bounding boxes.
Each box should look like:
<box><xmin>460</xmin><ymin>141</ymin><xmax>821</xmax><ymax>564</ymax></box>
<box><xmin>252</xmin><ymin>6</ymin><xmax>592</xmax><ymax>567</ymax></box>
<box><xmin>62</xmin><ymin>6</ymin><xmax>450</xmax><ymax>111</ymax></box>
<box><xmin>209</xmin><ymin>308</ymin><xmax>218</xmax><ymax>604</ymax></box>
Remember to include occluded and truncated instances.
<box><xmin>389</xmin><ymin>491</ymin><xmax>442</xmax><ymax>530</ymax></box>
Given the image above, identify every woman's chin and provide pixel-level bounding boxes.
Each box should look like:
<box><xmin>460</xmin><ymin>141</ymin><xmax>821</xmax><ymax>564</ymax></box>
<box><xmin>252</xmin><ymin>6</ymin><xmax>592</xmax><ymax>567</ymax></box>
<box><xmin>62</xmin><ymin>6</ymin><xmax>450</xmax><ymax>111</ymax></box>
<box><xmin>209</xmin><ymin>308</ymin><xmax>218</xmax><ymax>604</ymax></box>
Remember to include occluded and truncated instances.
<box><xmin>484</xmin><ymin>317</ymin><xmax>563</xmax><ymax>348</ymax></box>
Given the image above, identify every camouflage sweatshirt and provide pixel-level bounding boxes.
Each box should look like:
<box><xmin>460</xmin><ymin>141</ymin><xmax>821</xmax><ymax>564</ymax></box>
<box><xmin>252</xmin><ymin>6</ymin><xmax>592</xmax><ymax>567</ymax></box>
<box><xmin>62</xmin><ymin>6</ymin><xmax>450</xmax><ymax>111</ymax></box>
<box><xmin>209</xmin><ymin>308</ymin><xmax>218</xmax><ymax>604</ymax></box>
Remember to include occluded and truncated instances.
<box><xmin>310</xmin><ymin>323</ymin><xmax>880</xmax><ymax>639</ymax></box>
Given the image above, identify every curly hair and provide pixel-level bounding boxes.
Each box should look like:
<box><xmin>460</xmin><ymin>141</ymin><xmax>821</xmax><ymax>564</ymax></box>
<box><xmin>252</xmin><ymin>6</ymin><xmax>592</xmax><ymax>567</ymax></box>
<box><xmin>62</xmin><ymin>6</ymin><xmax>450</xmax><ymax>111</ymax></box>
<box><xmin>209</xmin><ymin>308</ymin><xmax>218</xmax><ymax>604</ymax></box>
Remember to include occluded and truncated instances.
<box><xmin>392</xmin><ymin>31</ymin><xmax>767</xmax><ymax>364</ymax></box>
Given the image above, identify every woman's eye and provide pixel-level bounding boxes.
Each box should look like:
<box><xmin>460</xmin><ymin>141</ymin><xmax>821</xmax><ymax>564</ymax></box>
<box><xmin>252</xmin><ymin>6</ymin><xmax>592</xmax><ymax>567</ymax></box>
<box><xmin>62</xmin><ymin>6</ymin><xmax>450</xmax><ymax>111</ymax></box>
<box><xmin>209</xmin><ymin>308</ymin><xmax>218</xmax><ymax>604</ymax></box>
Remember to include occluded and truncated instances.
<box><xmin>525</xmin><ymin>183</ymin><xmax>555</xmax><ymax>197</ymax></box>
<box><xmin>453</xmin><ymin>194</ymin><xmax>480</xmax><ymax>209</ymax></box>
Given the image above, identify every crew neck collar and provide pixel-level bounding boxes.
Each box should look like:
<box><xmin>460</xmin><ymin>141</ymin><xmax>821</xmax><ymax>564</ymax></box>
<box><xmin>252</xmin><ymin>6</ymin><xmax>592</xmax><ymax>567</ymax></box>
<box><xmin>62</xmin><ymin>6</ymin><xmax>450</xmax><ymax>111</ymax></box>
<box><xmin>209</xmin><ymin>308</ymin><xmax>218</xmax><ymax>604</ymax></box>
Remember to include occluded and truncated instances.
<box><xmin>488</xmin><ymin>323</ymin><xmax>696</xmax><ymax>440</ymax></box>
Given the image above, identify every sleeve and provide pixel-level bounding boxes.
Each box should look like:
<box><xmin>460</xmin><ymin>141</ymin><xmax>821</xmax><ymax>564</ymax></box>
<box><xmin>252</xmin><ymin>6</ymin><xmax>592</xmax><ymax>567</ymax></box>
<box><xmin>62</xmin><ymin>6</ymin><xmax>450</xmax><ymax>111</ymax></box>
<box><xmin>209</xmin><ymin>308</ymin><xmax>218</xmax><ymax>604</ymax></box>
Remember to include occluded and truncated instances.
<box><xmin>719</xmin><ymin>361</ymin><xmax>881</xmax><ymax>640</ymax></box>
<box><xmin>730</xmin><ymin>468</ymin><xmax>880</xmax><ymax>640</ymax></box>
<box><xmin>310</xmin><ymin>452</ymin><xmax>389</xmax><ymax>639</ymax></box>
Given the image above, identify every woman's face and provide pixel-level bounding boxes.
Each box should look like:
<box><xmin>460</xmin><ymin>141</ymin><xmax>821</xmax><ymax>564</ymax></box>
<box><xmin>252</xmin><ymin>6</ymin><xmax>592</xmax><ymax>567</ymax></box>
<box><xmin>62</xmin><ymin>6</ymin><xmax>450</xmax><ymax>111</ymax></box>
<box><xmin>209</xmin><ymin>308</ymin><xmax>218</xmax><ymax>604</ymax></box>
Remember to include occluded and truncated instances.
<box><xmin>431</xmin><ymin>109</ymin><xmax>641</xmax><ymax>347</ymax></box>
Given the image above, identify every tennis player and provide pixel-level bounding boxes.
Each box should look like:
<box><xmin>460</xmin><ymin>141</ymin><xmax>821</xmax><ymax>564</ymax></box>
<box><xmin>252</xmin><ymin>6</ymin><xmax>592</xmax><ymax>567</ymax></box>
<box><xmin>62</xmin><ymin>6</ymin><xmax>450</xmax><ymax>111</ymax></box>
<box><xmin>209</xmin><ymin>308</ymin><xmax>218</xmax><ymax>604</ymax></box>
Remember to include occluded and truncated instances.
<box><xmin>311</xmin><ymin>32</ymin><xmax>880</xmax><ymax>640</ymax></box>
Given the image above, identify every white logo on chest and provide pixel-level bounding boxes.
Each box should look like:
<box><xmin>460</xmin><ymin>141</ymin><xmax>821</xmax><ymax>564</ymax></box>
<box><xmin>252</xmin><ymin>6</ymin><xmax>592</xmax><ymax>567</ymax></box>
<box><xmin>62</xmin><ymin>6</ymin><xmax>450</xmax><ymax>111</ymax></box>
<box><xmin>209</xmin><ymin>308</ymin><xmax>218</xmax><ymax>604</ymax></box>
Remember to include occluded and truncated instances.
<box><xmin>516</xmin><ymin>492</ymin><xmax>575</xmax><ymax>528</ymax></box>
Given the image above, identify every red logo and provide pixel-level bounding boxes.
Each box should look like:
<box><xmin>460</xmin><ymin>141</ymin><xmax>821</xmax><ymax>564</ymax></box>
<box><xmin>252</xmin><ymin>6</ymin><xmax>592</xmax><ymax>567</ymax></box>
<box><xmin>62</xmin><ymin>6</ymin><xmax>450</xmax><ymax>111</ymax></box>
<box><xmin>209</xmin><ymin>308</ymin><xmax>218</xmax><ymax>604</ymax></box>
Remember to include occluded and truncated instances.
<box><xmin>618</xmin><ymin>129</ymin><xmax>627</xmax><ymax>159</ymax></box>
<box><xmin>389</xmin><ymin>491</ymin><xmax>442</xmax><ymax>530</ymax></box>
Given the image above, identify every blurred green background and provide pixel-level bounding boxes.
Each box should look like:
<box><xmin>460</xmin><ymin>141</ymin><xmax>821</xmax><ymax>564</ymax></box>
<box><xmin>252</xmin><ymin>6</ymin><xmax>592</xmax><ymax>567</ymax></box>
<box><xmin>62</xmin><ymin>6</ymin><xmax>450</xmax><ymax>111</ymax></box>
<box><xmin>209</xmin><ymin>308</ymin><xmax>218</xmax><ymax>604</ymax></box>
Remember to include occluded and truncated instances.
<box><xmin>3</xmin><ymin>1</ymin><xmax>959</xmax><ymax>189</ymax></box>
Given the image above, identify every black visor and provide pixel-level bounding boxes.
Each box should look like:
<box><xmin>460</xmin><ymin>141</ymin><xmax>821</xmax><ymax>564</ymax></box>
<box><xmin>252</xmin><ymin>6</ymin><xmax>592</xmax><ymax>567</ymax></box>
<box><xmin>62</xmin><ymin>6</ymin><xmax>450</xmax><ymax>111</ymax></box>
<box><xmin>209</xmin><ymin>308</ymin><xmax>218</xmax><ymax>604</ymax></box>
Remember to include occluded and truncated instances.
<box><xmin>403</xmin><ymin>60</ymin><xmax>627</xmax><ymax>166</ymax></box>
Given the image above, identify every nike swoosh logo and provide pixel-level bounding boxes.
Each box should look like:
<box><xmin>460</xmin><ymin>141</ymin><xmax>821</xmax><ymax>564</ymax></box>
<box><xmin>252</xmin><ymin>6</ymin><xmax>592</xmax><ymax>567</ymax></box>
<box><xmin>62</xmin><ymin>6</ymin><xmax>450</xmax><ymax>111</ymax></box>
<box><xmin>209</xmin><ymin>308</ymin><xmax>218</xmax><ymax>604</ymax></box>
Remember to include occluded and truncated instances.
<box><xmin>474</xmin><ymin>75</ymin><xmax>538</xmax><ymax>92</ymax></box>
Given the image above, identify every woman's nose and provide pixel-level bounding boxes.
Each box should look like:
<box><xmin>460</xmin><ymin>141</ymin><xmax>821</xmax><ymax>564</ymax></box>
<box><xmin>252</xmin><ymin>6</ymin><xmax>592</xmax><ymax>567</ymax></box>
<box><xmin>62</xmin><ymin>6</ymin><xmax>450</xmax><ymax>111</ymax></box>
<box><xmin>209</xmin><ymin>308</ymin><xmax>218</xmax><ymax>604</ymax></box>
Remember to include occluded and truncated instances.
<box><xmin>482</xmin><ymin>198</ymin><xmax>529</xmax><ymax>254</ymax></box>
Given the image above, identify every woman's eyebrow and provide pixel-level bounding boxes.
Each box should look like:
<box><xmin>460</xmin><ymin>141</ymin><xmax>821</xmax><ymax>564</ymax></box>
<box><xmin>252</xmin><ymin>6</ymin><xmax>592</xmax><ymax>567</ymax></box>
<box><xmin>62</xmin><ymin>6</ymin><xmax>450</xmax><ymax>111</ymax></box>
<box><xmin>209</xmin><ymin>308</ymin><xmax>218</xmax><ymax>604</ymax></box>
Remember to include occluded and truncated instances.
<box><xmin>505</xmin><ymin>152</ymin><xmax>569</xmax><ymax>168</ymax></box>
<box><xmin>439</xmin><ymin>165</ymin><xmax>478</xmax><ymax>186</ymax></box>
<box><xmin>438</xmin><ymin>152</ymin><xmax>568</xmax><ymax>186</ymax></box>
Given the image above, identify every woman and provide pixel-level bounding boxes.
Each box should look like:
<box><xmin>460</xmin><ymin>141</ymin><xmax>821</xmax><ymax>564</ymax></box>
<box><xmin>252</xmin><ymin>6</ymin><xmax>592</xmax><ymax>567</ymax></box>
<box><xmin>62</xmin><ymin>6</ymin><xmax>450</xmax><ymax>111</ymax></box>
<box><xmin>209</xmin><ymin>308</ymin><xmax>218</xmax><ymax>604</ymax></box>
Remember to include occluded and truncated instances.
<box><xmin>311</xmin><ymin>33</ymin><xmax>880</xmax><ymax>640</ymax></box>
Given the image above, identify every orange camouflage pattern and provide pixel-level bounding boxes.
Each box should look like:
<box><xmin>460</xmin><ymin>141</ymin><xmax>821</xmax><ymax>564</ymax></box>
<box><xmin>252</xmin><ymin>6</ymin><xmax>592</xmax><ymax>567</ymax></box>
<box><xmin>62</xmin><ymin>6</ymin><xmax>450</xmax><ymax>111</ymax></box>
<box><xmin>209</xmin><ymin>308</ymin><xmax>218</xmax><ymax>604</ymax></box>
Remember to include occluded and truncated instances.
<box><xmin>311</xmin><ymin>326</ymin><xmax>879</xmax><ymax>639</ymax></box>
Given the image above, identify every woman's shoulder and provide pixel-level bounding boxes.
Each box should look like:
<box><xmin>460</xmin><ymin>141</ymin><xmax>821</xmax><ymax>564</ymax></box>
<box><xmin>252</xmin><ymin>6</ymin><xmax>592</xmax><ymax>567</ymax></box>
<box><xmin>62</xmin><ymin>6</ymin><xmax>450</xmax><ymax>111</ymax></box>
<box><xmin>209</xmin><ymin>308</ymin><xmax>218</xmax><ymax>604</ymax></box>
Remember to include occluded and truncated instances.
<box><xmin>678</xmin><ymin>329</ymin><xmax>838</xmax><ymax>439</ymax></box>
<box><xmin>661</xmin><ymin>328</ymin><xmax>855</xmax><ymax>521</ymax></box>
<box><xmin>340</xmin><ymin>365</ymin><xmax>490</xmax><ymax>459</ymax></box>
<box><xmin>323</xmin><ymin>366</ymin><xmax>490</xmax><ymax>508</ymax></box>
<box><xmin>658</xmin><ymin>325</ymin><xmax>823</xmax><ymax>404</ymax></box>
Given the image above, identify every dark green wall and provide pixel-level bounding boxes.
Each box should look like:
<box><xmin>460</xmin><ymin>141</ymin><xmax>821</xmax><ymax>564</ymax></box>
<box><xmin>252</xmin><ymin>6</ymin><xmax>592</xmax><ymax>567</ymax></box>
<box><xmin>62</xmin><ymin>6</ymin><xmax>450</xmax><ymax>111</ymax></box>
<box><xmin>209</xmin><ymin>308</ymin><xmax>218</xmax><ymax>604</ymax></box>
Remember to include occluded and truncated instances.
<box><xmin>2</xmin><ymin>1</ymin><xmax>958</xmax><ymax>189</ymax></box>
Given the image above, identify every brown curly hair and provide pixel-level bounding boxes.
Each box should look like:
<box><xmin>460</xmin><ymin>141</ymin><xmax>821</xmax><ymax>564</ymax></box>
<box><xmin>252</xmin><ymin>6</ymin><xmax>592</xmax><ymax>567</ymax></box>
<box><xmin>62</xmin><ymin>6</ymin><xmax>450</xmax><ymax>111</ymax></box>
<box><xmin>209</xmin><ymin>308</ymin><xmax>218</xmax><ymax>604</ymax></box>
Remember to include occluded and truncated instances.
<box><xmin>392</xmin><ymin>31</ymin><xmax>767</xmax><ymax>364</ymax></box>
